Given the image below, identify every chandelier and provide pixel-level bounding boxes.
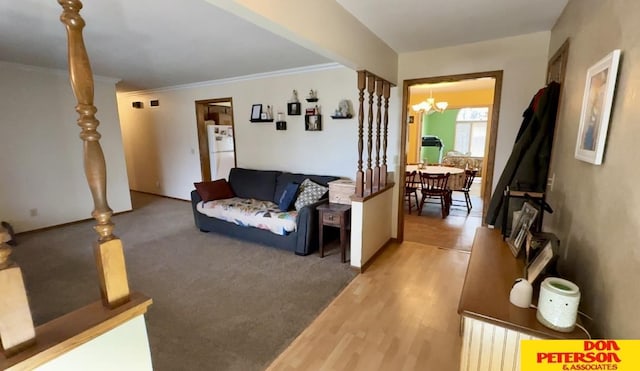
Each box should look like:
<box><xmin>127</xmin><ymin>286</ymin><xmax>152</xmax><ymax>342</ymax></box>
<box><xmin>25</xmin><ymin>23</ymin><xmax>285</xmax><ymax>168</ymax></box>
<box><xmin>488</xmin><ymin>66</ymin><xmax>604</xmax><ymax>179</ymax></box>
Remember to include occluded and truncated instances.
<box><xmin>411</xmin><ymin>90</ymin><xmax>448</xmax><ymax>114</ymax></box>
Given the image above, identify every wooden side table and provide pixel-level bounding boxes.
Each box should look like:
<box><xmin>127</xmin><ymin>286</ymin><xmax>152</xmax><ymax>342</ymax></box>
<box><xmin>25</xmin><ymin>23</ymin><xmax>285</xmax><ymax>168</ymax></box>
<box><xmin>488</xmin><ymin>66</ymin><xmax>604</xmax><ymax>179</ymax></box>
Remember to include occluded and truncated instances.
<box><xmin>317</xmin><ymin>203</ymin><xmax>351</xmax><ymax>263</ymax></box>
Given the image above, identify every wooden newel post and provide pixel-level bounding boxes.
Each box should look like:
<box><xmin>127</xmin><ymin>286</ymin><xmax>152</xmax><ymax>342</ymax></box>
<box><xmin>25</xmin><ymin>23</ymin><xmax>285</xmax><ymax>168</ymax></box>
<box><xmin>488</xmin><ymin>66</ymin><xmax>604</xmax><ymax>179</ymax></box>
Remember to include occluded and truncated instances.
<box><xmin>381</xmin><ymin>82</ymin><xmax>390</xmax><ymax>187</ymax></box>
<box><xmin>59</xmin><ymin>0</ymin><xmax>130</xmax><ymax>308</ymax></box>
<box><xmin>366</xmin><ymin>74</ymin><xmax>375</xmax><ymax>194</ymax></box>
<box><xmin>374</xmin><ymin>79</ymin><xmax>382</xmax><ymax>189</ymax></box>
<box><xmin>0</xmin><ymin>229</ymin><xmax>36</xmax><ymax>355</ymax></box>
<box><xmin>356</xmin><ymin>71</ymin><xmax>366</xmax><ymax>197</ymax></box>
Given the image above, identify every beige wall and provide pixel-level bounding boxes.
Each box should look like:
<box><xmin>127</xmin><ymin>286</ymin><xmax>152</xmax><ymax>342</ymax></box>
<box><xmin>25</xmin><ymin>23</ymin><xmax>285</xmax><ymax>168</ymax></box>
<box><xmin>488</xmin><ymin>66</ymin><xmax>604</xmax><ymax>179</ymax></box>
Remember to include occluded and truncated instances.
<box><xmin>207</xmin><ymin>0</ymin><xmax>398</xmax><ymax>84</ymax></box>
<box><xmin>350</xmin><ymin>188</ymin><xmax>394</xmax><ymax>268</ymax></box>
<box><xmin>118</xmin><ymin>66</ymin><xmax>392</xmax><ymax>200</ymax></box>
<box><xmin>546</xmin><ymin>0</ymin><xmax>640</xmax><ymax>337</ymax></box>
<box><xmin>398</xmin><ymin>32</ymin><xmax>551</xmax><ymax>195</ymax></box>
<box><xmin>0</xmin><ymin>62</ymin><xmax>132</xmax><ymax>233</ymax></box>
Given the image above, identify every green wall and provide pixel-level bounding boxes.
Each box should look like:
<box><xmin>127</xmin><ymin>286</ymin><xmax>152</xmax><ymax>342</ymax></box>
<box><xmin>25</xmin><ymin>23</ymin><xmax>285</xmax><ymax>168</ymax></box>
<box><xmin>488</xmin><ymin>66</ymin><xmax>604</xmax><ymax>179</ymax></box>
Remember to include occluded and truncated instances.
<box><xmin>420</xmin><ymin>109</ymin><xmax>458</xmax><ymax>163</ymax></box>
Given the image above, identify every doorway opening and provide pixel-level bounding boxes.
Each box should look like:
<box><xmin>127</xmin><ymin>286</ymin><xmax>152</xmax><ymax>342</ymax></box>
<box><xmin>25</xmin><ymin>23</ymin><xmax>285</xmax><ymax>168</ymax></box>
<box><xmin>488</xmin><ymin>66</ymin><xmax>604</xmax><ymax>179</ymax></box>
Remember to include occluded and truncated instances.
<box><xmin>194</xmin><ymin>98</ymin><xmax>237</xmax><ymax>182</ymax></box>
<box><xmin>398</xmin><ymin>71</ymin><xmax>503</xmax><ymax>245</ymax></box>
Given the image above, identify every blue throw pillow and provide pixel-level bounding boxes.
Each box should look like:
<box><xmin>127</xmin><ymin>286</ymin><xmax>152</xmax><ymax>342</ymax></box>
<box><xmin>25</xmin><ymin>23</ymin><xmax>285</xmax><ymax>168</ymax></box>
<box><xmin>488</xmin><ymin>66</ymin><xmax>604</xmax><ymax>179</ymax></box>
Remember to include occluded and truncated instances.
<box><xmin>278</xmin><ymin>182</ymin><xmax>300</xmax><ymax>211</ymax></box>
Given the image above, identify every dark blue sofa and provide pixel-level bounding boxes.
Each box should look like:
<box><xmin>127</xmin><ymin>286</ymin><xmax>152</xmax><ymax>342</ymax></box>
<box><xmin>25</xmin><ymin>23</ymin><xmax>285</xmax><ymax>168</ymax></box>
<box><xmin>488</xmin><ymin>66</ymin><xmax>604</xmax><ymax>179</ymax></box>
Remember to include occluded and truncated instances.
<box><xmin>190</xmin><ymin>168</ymin><xmax>339</xmax><ymax>255</ymax></box>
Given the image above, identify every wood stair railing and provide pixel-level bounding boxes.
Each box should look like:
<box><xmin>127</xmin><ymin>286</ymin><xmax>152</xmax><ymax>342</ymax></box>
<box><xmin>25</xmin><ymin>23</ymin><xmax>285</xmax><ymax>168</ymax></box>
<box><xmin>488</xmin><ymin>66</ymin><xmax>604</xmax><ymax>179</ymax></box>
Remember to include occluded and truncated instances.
<box><xmin>354</xmin><ymin>70</ymin><xmax>394</xmax><ymax>199</ymax></box>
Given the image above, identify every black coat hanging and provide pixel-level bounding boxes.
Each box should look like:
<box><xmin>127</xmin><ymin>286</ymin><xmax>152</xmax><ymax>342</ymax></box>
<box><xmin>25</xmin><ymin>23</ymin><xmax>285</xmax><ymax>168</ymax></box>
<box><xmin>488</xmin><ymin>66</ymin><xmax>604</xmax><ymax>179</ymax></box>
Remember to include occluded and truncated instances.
<box><xmin>485</xmin><ymin>81</ymin><xmax>561</xmax><ymax>228</ymax></box>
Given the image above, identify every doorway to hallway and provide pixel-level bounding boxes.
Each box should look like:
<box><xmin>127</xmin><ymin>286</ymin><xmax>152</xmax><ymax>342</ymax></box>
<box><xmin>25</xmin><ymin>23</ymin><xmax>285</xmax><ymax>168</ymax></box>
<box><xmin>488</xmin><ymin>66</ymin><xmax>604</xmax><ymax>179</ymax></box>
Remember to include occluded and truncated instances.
<box><xmin>194</xmin><ymin>98</ymin><xmax>237</xmax><ymax>181</ymax></box>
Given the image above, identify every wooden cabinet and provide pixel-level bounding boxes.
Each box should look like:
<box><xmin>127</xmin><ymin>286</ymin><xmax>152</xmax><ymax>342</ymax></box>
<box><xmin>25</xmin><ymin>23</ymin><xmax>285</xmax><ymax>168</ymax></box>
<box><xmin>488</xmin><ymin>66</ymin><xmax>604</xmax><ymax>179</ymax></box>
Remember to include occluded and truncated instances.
<box><xmin>458</xmin><ymin>228</ymin><xmax>585</xmax><ymax>371</ymax></box>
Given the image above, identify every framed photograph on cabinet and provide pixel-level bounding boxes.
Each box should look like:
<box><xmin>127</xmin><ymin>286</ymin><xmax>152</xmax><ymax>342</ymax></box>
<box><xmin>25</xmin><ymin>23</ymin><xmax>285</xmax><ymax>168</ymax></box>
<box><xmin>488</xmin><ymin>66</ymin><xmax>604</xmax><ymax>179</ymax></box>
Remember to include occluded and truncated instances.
<box><xmin>507</xmin><ymin>202</ymin><xmax>538</xmax><ymax>258</ymax></box>
<box><xmin>575</xmin><ymin>49</ymin><xmax>621</xmax><ymax>165</ymax></box>
<box><xmin>251</xmin><ymin>104</ymin><xmax>262</xmax><ymax>121</ymax></box>
<box><xmin>287</xmin><ymin>102</ymin><xmax>301</xmax><ymax>116</ymax></box>
<box><xmin>526</xmin><ymin>240</ymin><xmax>554</xmax><ymax>284</ymax></box>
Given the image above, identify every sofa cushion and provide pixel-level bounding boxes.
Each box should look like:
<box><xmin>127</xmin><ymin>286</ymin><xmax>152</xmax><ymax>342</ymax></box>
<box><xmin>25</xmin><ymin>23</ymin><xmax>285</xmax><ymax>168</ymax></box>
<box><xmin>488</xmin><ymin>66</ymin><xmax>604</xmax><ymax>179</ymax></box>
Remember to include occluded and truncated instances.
<box><xmin>274</xmin><ymin>172</ymin><xmax>338</xmax><ymax>203</ymax></box>
<box><xmin>278</xmin><ymin>182</ymin><xmax>300</xmax><ymax>211</ymax></box>
<box><xmin>228</xmin><ymin>168</ymin><xmax>281</xmax><ymax>201</ymax></box>
<box><xmin>194</xmin><ymin>179</ymin><xmax>235</xmax><ymax>202</ymax></box>
<box><xmin>294</xmin><ymin>178</ymin><xmax>329</xmax><ymax>210</ymax></box>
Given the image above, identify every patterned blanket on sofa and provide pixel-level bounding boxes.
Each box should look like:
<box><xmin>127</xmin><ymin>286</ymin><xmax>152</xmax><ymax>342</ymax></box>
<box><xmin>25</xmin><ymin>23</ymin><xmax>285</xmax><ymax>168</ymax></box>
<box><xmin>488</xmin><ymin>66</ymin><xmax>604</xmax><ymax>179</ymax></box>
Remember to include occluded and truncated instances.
<box><xmin>196</xmin><ymin>197</ymin><xmax>298</xmax><ymax>236</ymax></box>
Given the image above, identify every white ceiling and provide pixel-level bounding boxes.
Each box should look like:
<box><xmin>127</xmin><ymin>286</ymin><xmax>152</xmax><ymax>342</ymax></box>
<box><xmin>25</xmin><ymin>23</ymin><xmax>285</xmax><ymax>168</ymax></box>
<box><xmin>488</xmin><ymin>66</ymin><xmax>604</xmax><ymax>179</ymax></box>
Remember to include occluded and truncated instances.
<box><xmin>0</xmin><ymin>0</ymin><xmax>331</xmax><ymax>91</ymax></box>
<box><xmin>336</xmin><ymin>0</ymin><xmax>568</xmax><ymax>52</ymax></box>
<box><xmin>0</xmin><ymin>0</ymin><xmax>568</xmax><ymax>91</ymax></box>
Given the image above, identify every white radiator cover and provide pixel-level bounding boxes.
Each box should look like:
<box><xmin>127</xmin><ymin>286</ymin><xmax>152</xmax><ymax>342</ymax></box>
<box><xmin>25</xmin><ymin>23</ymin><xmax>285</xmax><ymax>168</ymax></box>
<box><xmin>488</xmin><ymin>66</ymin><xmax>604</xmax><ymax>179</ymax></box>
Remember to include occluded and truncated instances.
<box><xmin>460</xmin><ymin>317</ymin><xmax>540</xmax><ymax>371</ymax></box>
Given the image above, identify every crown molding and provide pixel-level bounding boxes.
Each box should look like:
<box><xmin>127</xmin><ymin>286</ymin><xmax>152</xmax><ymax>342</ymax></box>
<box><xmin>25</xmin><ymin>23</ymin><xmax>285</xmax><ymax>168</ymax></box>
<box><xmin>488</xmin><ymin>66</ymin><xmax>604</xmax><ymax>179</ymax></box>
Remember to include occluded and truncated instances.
<box><xmin>0</xmin><ymin>60</ymin><xmax>121</xmax><ymax>84</ymax></box>
<box><xmin>119</xmin><ymin>63</ymin><xmax>344</xmax><ymax>97</ymax></box>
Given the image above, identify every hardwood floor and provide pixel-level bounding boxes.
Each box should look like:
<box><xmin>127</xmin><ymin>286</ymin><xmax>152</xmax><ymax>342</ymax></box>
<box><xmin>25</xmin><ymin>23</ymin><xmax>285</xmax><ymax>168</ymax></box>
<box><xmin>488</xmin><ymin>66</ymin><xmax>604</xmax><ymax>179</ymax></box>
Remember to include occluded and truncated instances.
<box><xmin>267</xmin><ymin>188</ymin><xmax>484</xmax><ymax>371</ymax></box>
<box><xmin>268</xmin><ymin>210</ymin><xmax>481</xmax><ymax>371</ymax></box>
<box><xmin>404</xmin><ymin>194</ymin><xmax>483</xmax><ymax>252</ymax></box>
<box><xmin>267</xmin><ymin>244</ymin><xmax>471</xmax><ymax>370</ymax></box>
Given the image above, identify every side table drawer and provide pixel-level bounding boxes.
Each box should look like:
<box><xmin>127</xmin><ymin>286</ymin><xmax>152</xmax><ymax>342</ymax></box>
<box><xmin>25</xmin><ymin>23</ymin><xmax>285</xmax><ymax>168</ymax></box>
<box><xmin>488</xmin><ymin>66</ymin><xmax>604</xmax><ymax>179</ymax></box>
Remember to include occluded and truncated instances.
<box><xmin>322</xmin><ymin>212</ymin><xmax>342</xmax><ymax>227</ymax></box>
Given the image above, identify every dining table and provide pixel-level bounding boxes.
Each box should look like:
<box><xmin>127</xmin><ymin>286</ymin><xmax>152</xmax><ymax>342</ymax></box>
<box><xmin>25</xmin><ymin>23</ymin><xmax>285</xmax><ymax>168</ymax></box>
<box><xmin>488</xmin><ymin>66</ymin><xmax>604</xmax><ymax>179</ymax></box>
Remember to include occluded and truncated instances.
<box><xmin>406</xmin><ymin>164</ymin><xmax>466</xmax><ymax>190</ymax></box>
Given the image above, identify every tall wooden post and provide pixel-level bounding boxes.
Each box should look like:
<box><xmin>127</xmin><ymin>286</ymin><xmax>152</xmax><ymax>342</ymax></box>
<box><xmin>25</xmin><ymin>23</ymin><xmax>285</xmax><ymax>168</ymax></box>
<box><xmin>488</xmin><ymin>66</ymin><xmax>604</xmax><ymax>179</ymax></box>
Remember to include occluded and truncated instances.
<box><xmin>356</xmin><ymin>71</ymin><xmax>366</xmax><ymax>197</ymax></box>
<box><xmin>366</xmin><ymin>74</ymin><xmax>375</xmax><ymax>195</ymax></box>
<box><xmin>374</xmin><ymin>79</ymin><xmax>382</xmax><ymax>189</ymax></box>
<box><xmin>0</xmin><ymin>229</ymin><xmax>35</xmax><ymax>355</ymax></box>
<box><xmin>59</xmin><ymin>0</ymin><xmax>130</xmax><ymax>308</ymax></box>
<box><xmin>381</xmin><ymin>82</ymin><xmax>390</xmax><ymax>186</ymax></box>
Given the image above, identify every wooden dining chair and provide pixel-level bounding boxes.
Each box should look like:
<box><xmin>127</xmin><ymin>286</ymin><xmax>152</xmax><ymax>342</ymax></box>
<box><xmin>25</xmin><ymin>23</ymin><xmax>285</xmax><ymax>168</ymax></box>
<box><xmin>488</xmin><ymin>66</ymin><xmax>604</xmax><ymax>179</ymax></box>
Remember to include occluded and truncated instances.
<box><xmin>452</xmin><ymin>169</ymin><xmax>478</xmax><ymax>213</ymax></box>
<box><xmin>418</xmin><ymin>172</ymin><xmax>450</xmax><ymax>218</ymax></box>
<box><xmin>404</xmin><ymin>171</ymin><xmax>420</xmax><ymax>214</ymax></box>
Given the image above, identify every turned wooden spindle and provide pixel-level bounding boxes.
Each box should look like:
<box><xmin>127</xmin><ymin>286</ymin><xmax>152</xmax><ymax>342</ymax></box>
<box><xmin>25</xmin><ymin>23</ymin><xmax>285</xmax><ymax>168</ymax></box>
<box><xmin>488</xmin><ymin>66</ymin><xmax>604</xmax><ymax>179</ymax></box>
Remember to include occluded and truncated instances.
<box><xmin>366</xmin><ymin>74</ymin><xmax>375</xmax><ymax>194</ymax></box>
<box><xmin>374</xmin><ymin>79</ymin><xmax>383</xmax><ymax>189</ymax></box>
<box><xmin>0</xmin><ymin>228</ymin><xmax>36</xmax><ymax>355</ymax></box>
<box><xmin>381</xmin><ymin>82</ymin><xmax>390</xmax><ymax>187</ymax></box>
<box><xmin>356</xmin><ymin>71</ymin><xmax>366</xmax><ymax>197</ymax></box>
<box><xmin>59</xmin><ymin>0</ymin><xmax>113</xmax><ymax>242</ymax></box>
<box><xmin>59</xmin><ymin>0</ymin><xmax>130</xmax><ymax>308</ymax></box>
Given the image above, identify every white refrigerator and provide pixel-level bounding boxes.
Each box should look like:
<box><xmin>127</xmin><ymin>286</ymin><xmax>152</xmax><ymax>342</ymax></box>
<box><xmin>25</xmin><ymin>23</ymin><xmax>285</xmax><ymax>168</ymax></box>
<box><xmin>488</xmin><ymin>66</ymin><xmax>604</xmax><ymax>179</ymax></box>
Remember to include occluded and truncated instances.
<box><xmin>206</xmin><ymin>123</ymin><xmax>235</xmax><ymax>180</ymax></box>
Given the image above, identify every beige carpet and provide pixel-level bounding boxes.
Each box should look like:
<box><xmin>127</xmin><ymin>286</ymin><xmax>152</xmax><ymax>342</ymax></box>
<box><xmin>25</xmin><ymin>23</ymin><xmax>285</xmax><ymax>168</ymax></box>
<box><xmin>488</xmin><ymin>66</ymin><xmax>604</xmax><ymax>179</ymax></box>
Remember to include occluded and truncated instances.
<box><xmin>13</xmin><ymin>192</ymin><xmax>356</xmax><ymax>371</ymax></box>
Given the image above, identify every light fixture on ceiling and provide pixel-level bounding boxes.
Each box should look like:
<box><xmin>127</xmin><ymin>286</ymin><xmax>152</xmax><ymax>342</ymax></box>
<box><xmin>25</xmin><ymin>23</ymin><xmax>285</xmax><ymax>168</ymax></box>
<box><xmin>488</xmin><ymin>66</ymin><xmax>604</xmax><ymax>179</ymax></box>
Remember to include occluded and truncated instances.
<box><xmin>411</xmin><ymin>90</ymin><xmax>448</xmax><ymax>114</ymax></box>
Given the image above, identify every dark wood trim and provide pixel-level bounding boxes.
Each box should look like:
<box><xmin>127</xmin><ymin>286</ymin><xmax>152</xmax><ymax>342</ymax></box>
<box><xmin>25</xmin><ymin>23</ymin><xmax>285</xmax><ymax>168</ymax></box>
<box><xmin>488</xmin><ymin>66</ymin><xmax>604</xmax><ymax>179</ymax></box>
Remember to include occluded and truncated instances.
<box><xmin>194</xmin><ymin>98</ymin><xmax>236</xmax><ymax>182</ymax></box>
<box><xmin>397</xmin><ymin>70</ymin><xmax>504</xmax><ymax>242</ymax></box>
<box><xmin>350</xmin><ymin>182</ymin><xmax>395</xmax><ymax>202</ymax></box>
<box><xmin>483</xmin><ymin>71</ymin><xmax>503</xmax><ymax>218</ymax></box>
<box><xmin>547</xmin><ymin>38</ymin><xmax>570</xmax><ymax>85</ymax></box>
<box><xmin>360</xmin><ymin>238</ymin><xmax>397</xmax><ymax>273</ymax></box>
<box><xmin>546</xmin><ymin>39</ymin><xmax>570</xmax><ymax>180</ymax></box>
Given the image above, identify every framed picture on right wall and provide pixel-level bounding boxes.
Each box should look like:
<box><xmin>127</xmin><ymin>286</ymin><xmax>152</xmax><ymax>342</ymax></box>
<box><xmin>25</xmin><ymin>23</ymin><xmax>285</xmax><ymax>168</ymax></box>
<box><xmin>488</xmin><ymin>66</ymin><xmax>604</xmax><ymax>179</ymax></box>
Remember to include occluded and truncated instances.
<box><xmin>574</xmin><ymin>49</ymin><xmax>621</xmax><ymax>165</ymax></box>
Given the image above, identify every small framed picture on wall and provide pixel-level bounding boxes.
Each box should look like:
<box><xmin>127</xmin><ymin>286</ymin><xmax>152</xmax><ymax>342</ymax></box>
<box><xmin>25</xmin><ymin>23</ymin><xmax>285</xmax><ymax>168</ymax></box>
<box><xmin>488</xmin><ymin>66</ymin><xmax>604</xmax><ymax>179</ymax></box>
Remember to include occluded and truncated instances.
<box><xmin>251</xmin><ymin>104</ymin><xmax>262</xmax><ymax>121</ymax></box>
<box><xmin>305</xmin><ymin>114</ymin><xmax>321</xmax><ymax>131</ymax></box>
<box><xmin>287</xmin><ymin>102</ymin><xmax>301</xmax><ymax>116</ymax></box>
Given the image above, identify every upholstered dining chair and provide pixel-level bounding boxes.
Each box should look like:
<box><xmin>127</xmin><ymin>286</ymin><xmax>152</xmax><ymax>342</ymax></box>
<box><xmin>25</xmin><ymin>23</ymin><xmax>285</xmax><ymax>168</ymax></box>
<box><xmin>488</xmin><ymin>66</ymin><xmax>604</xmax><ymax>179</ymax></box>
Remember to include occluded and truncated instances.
<box><xmin>404</xmin><ymin>171</ymin><xmax>420</xmax><ymax>214</ymax></box>
<box><xmin>452</xmin><ymin>169</ymin><xmax>478</xmax><ymax>213</ymax></box>
<box><xmin>418</xmin><ymin>172</ymin><xmax>450</xmax><ymax>218</ymax></box>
